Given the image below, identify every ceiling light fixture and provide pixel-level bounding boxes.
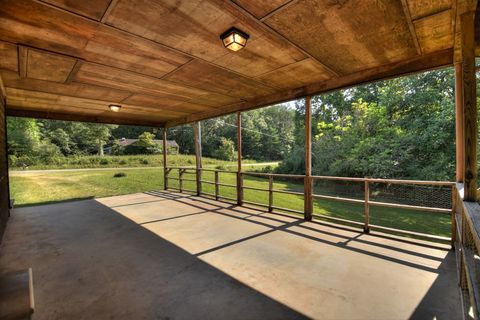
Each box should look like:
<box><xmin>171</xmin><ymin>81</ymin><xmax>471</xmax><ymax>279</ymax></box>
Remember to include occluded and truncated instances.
<box><xmin>220</xmin><ymin>27</ymin><xmax>249</xmax><ymax>52</ymax></box>
<box><xmin>109</xmin><ymin>104</ymin><xmax>121</xmax><ymax>112</ymax></box>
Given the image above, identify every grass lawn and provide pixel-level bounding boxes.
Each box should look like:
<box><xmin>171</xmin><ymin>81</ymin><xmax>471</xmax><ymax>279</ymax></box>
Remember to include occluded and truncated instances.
<box><xmin>10</xmin><ymin>168</ymin><xmax>452</xmax><ymax>238</ymax></box>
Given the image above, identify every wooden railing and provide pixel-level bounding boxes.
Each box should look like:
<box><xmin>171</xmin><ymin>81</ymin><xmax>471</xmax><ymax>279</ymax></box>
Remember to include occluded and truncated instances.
<box><xmin>453</xmin><ymin>183</ymin><xmax>480</xmax><ymax>319</ymax></box>
<box><xmin>165</xmin><ymin>166</ymin><xmax>455</xmax><ymax>243</ymax></box>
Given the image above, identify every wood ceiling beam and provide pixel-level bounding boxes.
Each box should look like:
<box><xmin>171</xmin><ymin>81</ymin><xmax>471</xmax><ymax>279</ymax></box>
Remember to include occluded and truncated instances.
<box><xmin>454</xmin><ymin>0</ymin><xmax>478</xmax><ymax>62</ymax></box>
<box><xmin>6</xmin><ymin>108</ymin><xmax>166</xmax><ymax>127</ymax></box>
<box><xmin>400</xmin><ymin>0</ymin><xmax>422</xmax><ymax>55</ymax></box>
<box><xmin>165</xmin><ymin>48</ymin><xmax>453</xmax><ymax>127</ymax></box>
<box><xmin>224</xmin><ymin>0</ymin><xmax>340</xmax><ymax>77</ymax></box>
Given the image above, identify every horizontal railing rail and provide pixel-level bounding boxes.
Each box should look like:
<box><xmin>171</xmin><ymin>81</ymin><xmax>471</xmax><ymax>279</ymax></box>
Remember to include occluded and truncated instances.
<box><xmin>454</xmin><ymin>183</ymin><xmax>480</xmax><ymax>319</ymax></box>
<box><xmin>165</xmin><ymin>166</ymin><xmax>455</xmax><ymax>243</ymax></box>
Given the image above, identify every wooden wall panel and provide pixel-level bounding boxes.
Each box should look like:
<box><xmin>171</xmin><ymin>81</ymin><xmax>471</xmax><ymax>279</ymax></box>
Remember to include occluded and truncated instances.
<box><xmin>414</xmin><ymin>10</ymin><xmax>453</xmax><ymax>54</ymax></box>
<box><xmin>40</xmin><ymin>0</ymin><xmax>112</xmax><ymax>20</ymax></box>
<box><xmin>265</xmin><ymin>0</ymin><xmax>417</xmax><ymax>75</ymax></box>
<box><xmin>0</xmin><ymin>81</ymin><xmax>9</xmax><ymax>243</ymax></box>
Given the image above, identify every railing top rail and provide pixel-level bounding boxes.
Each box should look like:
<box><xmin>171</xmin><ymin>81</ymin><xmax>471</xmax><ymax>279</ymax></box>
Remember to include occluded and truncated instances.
<box><xmin>241</xmin><ymin>171</ymin><xmax>304</xmax><ymax>178</ymax></box>
<box><xmin>200</xmin><ymin>168</ymin><xmax>238</xmax><ymax>173</ymax></box>
<box><xmin>166</xmin><ymin>166</ymin><xmax>196</xmax><ymax>170</ymax></box>
<box><xmin>312</xmin><ymin>175</ymin><xmax>455</xmax><ymax>186</ymax></box>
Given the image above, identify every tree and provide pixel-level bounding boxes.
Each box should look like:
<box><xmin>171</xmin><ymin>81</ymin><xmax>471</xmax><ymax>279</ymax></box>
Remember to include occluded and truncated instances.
<box><xmin>214</xmin><ymin>138</ymin><xmax>236</xmax><ymax>161</ymax></box>
<box><xmin>82</xmin><ymin>123</ymin><xmax>118</xmax><ymax>156</ymax></box>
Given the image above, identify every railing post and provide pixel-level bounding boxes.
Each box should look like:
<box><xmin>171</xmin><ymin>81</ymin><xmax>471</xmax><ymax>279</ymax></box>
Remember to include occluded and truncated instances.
<box><xmin>215</xmin><ymin>171</ymin><xmax>219</xmax><ymax>201</ymax></box>
<box><xmin>364</xmin><ymin>179</ymin><xmax>370</xmax><ymax>233</ymax></box>
<box><xmin>162</xmin><ymin>127</ymin><xmax>168</xmax><ymax>190</ymax></box>
<box><xmin>237</xmin><ymin>112</ymin><xmax>243</xmax><ymax>206</ymax></box>
<box><xmin>237</xmin><ymin>172</ymin><xmax>243</xmax><ymax>205</ymax></box>
<box><xmin>193</xmin><ymin>122</ymin><xmax>202</xmax><ymax>196</ymax></box>
<box><xmin>304</xmin><ymin>96</ymin><xmax>313</xmax><ymax>221</ymax></box>
<box><xmin>268</xmin><ymin>175</ymin><xmax>273</xmax><ymax>212</ymax></box>
<box><xmin>179</xmin><ymin>169</ymin><xmax>184</xmax><ymax>193</ymax></box>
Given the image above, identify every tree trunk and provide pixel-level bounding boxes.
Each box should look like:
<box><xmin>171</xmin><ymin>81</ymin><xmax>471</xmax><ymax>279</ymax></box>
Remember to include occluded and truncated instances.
<box><xmin>98</xmin><ymin>140</ymin><xmax>104</xmax><ymax>156</ymax></box>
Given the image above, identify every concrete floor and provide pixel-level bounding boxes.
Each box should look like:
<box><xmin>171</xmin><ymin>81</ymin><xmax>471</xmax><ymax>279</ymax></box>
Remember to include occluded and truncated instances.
<box><xmin>0</xmin><ymin>191</ymin><xmax>461</xmax><ymax>319</ymax></box>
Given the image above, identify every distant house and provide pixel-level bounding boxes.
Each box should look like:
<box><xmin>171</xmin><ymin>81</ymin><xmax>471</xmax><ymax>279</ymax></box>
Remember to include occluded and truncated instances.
<box><xmin>104</xmin><ymin>138</ymin><xmax>179</xmax><ymax>155</ymax></box>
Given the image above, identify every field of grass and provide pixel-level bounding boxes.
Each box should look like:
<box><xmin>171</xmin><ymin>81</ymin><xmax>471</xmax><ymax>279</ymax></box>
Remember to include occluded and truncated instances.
<box><xmin>10</xmin><ymin>168</ymin><xmax>451</xmax><ymax>238</ymax></box>
<box><xmin>10</xmin><ymin>154</ymin><xmax>260</xmax><ymax>170</ymax></box>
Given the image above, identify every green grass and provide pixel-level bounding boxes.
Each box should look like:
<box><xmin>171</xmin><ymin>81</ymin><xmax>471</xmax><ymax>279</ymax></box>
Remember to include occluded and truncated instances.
<box><xmin>10</xmin><ymin>168</ymin><xmax>451</xmax><ymax>238</ymax></box>
<box><xmin>10</xmin><ymin>154</ymin><xmax>259</xmax><ymax>170</ymax></box>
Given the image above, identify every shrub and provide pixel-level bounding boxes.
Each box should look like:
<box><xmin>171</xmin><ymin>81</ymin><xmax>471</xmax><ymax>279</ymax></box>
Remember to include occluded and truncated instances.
<box><xmin>113</xmin><ymin>172</ymin><xmax>126</xmax><ymax>178</ymax></box>
<box><xmin>100</xmin><ymin>158</ymin><xmax>110</xmax><ymax>165</ymax></box>
<box><xmin>119</xmin><ymin>159</ymin><xmax>127</xmax><ymax>165</ymax></box>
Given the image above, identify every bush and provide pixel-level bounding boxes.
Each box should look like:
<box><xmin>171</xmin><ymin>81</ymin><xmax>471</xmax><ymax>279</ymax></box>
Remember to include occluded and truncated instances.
<box><xmin>113</xmin><ymin>172</ymin><xmax>126</xmax><ymax>178</ymax></box>
<box><xmin>100</xmin><ymin>158</ymin><xmax>110</xmax><ymax>165</ymax></box>
<box><xmin>119</xmin><ymin>159</ymin><xmax>127</xmax><ymax>165</ymax></box>
<box><xmin>213</xmin><ymin>137</ymin><xmax>236</xmax><ymax>161</ymax></box>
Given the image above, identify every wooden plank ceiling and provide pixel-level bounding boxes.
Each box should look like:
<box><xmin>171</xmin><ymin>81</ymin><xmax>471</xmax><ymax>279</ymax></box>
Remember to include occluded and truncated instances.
<box><xmin>0</xmin><ymin>0</ymin><xmax>468</xmax><ymax>127</ymax></box>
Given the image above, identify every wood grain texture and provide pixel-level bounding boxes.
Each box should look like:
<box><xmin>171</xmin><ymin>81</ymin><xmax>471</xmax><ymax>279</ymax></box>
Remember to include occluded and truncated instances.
<box><xmin>232</xmin><ymin>0</ymin><xmax>292</xmax><ymax>19</ymax></box>
<box><xmin>265</xmin><ymin>0</ymin><xmax>417</xmax><ymax>75</ymax></box>
<box><xmin>407</xmin><ymin>0</ymin><xmax>451</xmax><ymax>20</ymax></box>
<box><xmin>25</xmin><ymin>47</ymin><xmax>77</xmax><ymax>82</ymax></box>
<box><xmin>39</xmin><ymin>0</ymin><xmax>112</xmax><ymax>20</ymax></box>
<box><xmin>5</xmin><ymin>88</ymin><xmax>185</xmax><ymax>122</ymax></box>
<box><xmin>460</xmin><ymin>12</ymin><xmax>477</xmax><ymax>201</ymax></box>
<box><xmin>1</xmin><ymin>70</ymin><xmax>132</xmax><ymax>102</ymax></box>
<box><xmin>256</xmin><ymin>58</ymin><xmax>331</xmax><ymax>89</ymax></box>
<box><xmin>0</xmin><ymin>41</ymin><xmax>18</xmax><ymax>72</ymax></box>
<box><xmin>0</xmin><ymin>0</ymin><xmax>191</xmax><ymax>77</ymax></box>
<box><xmin>414</xmin><ymin>10</ymin><xmax>453</xmax><ymax>54</ymax></box>
<box><xmin>103</xmin><ymin>0</ymin><xmax>305</xmax><ymax>77</ymax></box>
<box><xmin>164</xmin><ymin>60</ymin><xmax>277</xmax><ymax>98</ymax></box>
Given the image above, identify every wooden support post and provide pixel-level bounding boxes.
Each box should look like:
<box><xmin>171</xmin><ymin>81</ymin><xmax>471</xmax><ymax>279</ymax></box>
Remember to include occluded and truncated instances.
<box><xmin>215</xmin><ymin>171</ymin><xmax>219</xmax><ymax>201</ymax></box>
<box><xmin>193</xmin><ymin>122</ymin><xmax>202</xmax><ymax>196</ymax></box>
<box><xmin>268</xmin><ymin>175</ymin><xmax>273</xmax><ymax>212</ymax></box>
<box><xmin>364</xmin><ymin>180</ymin><xmax>370</xmax><ymax>233</ymax></box>
<box><xmin>304</xmin><ymin>96</ymin><xmax>313</xmax><ymax>221</ymax></box>
<box><xmin>237</xmin><ymin>112</ymin><xmax>243</xmax><ymax>205</ymax></box>
<box><xmin>179</xmin><ymin>169</ymin><xmax>184</xmax><ymax>193</ymax></box>
<box><xmin>455</xmin><ymin>63</ymin><xmax>465</xmax><ymax>183</ymax></box>
<box><xmin>162</xmin><ymin>128</ymin><xmax>168</xmax><ymax>190</ymax></box>
<box><xmin>460</xmin><ymin>11</ymin><xmax>477</xmax><ymax>201</ymax></box>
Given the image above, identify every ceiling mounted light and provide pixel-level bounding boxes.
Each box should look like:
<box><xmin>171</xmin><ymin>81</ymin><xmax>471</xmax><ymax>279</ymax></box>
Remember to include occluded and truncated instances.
<box><xmin>109</xmin><ymin>104</ymin><xmax>121</xmax><ymax>112</ymax></box>
<box><xmin>220</xmin><ymin>27</ymin><xmax>249</xmax><ymax>52</ymax></box>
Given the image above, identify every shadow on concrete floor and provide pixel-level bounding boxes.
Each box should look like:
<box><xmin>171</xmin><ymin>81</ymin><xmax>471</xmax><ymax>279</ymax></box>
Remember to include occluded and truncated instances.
<box><xmin>0</xmin><ymin>197</ymin><xmax>308</xmax><ymax>319</ymax></box>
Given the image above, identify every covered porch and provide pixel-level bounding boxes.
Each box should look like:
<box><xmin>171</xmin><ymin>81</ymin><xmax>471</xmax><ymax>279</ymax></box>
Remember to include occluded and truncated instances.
<box><xmin>0</xmin><ymin>191</ymin><xmax>460</xmax><ymax>319</ymax></box>
<box><xmin>1</xmin><ymin>0</ymin><xmax>480</xmax><ymax>319</ymax></box>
